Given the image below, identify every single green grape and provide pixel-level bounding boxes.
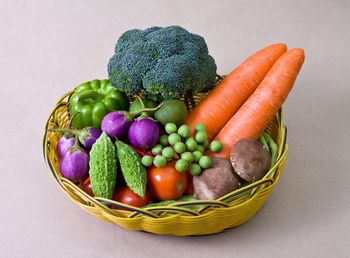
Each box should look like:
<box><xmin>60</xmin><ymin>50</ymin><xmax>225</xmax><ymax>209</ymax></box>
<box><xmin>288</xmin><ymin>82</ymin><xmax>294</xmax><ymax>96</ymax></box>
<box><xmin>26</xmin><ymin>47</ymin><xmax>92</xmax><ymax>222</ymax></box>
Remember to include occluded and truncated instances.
<box><xmin>165</xmin><ymin>123</ymin><xmax>177</xmax><ymax>134</ymax></box>
<box><xmin>199</xmin><ymin>156</ymin><xmax>212</xmax><ymax>169</ymax></box>
<box><xmin>168</xmin><ymin>133</ymin><xmax>181</xmax><ymax>145</ymax></box>
<box><xmin>159</xmin><ymin>135</ymin><xmax>169</xmax><ymax>146</ymax></box>
<box><xmin>210</xmin><ymin>140</ymin><xmax>223</xmax><ymax>152</ymax></box>
<box><xmin>196</xmin><ymin>145</ymin><xmax>205</xmax><ymax>153</ymax></box>
<box><xmin>177</xmin><ymin>124</ymin><xmax>190</xmax><ymax>138</ymax></box>
<box><xmin>141</xmin><ymin>155</ymin><xmax>153</xmax><ymax>167</ymax></box>
<box><xmin>162</xmin><ymin>147</ymin><xmax>175</xmax><ymax>159</ymax></box>
<box><xmin>173</xmin><ymin>142</ymin><xmax>186</xmax><ymax>154</ymax></box>
<box><xmin>151</xmin><ymin>144</ymin><xmax>163</xmax><ymax>155</ymax></box>
<box><xmin>153</xmin><ymin>155</ymin><xmax>167</xmax><ymax>167</ymax></box>
<box><xmin>192</xmin><ymin>151</ymin><xmax>203</xmax><ymax>162</ymax></box>
<box><xmin>185</xmin><ymin>137</ymin><xmax>198</xmax><ymax>152</ymax></box>
<box><xmin>195</xmin><ymin>123</ymin><xmax>206</xmax><ymax>132</ymax></box>
<box><xmin>181</xmin><ymin>152</ymin><xmax>194</xmax><ymax>163</ymax></box>
<box><xmin>190</xmin><ymin>164</ymin><xmax>202</xmax><ymax>176</ymax></box>
<box><xmin>175</xmin><ymin>159</ymin><xmax>189</xmax><ymax>173</ymax></box>
<box><xmin>195</xmin><ymin>131</ymin><xmax>207</xmax><ymax>144</ymax></box>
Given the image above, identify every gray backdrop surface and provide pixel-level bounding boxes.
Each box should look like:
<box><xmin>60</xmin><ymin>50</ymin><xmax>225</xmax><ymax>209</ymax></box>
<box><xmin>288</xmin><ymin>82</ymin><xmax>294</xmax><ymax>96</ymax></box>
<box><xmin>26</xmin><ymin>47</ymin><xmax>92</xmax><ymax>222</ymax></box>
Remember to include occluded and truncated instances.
<box><xmin>1</xmin><ymin>0</ymin><xmax>349</xmax><ymax>257</ymax></box>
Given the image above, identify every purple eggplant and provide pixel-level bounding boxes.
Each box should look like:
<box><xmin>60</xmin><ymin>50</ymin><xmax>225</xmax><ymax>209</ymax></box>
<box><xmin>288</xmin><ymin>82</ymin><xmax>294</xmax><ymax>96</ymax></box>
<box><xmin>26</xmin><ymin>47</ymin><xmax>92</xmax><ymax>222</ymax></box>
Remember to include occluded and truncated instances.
<box><xmin>128</xmin><ymin>117</ymin><xmax>159</xmax><ymax>149</ymax></box>
<box><xmin>59</xmin><ymin>147</ymin><xmax>89</xmax><ymax>181</ymax></box>
<box><xmin>50</xmin><ymin>127</ymin><xmax>102</xmax><ymax>152</ymax></box>
<box><xmin>101</xmin><ymin>103</ymin><xmax>163</xmax><ymax>138</ymax></box>
<box><xmin>78</xmin><ymin>127</ymin><xmax>102</xmax><ymax>151</ymax></box>
<box><xmin>57</xmin><ymin>133</ymin><xmax>76</xmax><ymax>158</ymax></box>
<box><xmin>101</xmin><ymin>111</ymin><xmax>132</xmax><ymax>138</ymax></box>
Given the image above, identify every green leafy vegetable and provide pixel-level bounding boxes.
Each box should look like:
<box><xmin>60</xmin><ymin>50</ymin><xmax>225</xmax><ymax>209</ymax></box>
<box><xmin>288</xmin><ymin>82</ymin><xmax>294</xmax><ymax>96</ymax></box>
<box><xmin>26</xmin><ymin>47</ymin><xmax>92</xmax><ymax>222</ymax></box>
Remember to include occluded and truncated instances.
<box><xmin>262</xmin><ymin>132</ymin><xmax>278</xmax><ymax>167</ymax></box>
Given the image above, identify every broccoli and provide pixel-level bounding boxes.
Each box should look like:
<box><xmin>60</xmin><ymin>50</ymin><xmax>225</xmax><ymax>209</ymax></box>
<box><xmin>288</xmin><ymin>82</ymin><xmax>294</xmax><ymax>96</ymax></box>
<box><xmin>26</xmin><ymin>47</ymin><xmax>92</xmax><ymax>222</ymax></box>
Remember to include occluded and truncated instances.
<box><xmin>108</xmin><ymin>26</ymin><xmax>217</xmax><ymax>100</ymax></box>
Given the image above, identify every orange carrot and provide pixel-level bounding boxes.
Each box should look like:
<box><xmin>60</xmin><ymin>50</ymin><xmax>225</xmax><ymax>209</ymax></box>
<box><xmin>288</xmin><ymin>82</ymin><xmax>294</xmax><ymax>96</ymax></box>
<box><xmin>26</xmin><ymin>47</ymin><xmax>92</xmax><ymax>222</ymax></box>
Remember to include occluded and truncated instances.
<box><xmin>211</xmin><ymin>48</ymin><xmax>305</xmax><ymax>159</ymax></box>
<box><xmin>185</xmin><ymin>43</ymin><xmax>287</xmax><ymax>141</ymax></box>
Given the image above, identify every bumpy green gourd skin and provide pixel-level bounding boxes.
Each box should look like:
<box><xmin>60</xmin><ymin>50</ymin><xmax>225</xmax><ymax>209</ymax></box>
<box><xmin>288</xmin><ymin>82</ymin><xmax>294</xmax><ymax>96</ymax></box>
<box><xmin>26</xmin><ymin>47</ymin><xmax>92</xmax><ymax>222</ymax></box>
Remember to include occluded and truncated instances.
<box><xmin>115</xmin><ymin>141</ymin><xmax>146</xmax><ymax>198</ymax></box>
<box><xmin>89</xmin><ymin>132</ymin><xmax>117</xmax><ymax>199</ymax></box>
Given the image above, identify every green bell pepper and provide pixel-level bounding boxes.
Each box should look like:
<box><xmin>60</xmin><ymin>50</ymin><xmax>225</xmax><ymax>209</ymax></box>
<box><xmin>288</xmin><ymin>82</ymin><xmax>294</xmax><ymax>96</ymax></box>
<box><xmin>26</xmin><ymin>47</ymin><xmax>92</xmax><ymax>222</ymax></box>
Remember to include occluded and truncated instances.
<box><xmin>69</xmin><ymin>79</ymin><xmax>129</xmax><ymax>129</ymax></box>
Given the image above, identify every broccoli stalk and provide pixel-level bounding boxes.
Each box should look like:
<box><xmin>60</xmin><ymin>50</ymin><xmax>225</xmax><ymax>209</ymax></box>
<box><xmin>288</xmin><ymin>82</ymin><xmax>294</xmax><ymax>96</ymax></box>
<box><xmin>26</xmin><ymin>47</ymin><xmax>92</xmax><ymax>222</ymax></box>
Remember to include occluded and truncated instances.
<box><xmin>108</xmin><ymin>26</ymin><xmax>217</xmax><ymax>100</ymax></box>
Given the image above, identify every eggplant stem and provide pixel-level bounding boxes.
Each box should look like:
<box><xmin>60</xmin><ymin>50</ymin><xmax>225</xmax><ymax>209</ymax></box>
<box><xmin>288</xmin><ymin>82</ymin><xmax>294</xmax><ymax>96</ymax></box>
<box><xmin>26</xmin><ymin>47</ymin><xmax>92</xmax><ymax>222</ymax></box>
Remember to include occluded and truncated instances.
<box><xmin>136</xmin><ymin>96</ymin><xmax>145</xmax><ymax>109</ymax></box>
<box><xmin>72</xmin><ymin>134</ymin><xmax>80</xmax><ymax>150</ymax></box>
<box><xmin>129</xmin><ymin>102</ymin><xmax>163</xmax><ymax>118</ymax></box>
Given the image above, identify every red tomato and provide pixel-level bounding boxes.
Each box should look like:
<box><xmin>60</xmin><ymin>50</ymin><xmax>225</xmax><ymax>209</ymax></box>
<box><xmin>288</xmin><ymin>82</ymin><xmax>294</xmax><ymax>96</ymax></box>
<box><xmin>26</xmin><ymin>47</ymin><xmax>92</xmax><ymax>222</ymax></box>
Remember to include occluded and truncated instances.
<box><xmin>184</xmin><ymin>171</ymin><xmax>194</xmax><ymax>195</ymax></box>
<box><xmin>82</xmin><ymin>177</ymin><xmax>94</xmax><ymax>196</ymax></box>
<box><xmin>113</xmin><ymin>186</ymin><xmax>151</xmax><ymax>208</ymax></box>
<box><xmin>147</xmin><ymin>161</ymin><xmax>188</xmax><ymax>201</ymax></box>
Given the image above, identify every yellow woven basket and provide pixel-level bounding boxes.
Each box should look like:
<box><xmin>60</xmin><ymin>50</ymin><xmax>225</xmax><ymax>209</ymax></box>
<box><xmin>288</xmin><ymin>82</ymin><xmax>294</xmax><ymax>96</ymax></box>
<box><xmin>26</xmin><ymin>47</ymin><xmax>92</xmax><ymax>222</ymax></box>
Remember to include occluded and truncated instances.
<box><xmin>42</xmin><ymin>80</ymin><xmax>288</xmax><ymax>236</ymax></box>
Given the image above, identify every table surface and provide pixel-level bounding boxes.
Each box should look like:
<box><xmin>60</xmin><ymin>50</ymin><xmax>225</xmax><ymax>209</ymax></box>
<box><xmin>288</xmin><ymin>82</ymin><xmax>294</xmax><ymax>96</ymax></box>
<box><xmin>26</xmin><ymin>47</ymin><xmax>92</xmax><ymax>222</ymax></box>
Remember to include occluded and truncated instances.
<box><xmin>1</xmin><ymin>0</ymin><xmax>349</xmax><ymax>257</ymax></box>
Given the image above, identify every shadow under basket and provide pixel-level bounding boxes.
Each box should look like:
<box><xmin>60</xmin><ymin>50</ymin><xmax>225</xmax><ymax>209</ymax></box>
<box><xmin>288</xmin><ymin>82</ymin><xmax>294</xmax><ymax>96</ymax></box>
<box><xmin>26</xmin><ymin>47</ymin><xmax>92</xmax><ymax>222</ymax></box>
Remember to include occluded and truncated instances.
<box><xmin>42</xmin><ymin>84</ymin><xmax>288</xmax><ymax>236</ymax></box>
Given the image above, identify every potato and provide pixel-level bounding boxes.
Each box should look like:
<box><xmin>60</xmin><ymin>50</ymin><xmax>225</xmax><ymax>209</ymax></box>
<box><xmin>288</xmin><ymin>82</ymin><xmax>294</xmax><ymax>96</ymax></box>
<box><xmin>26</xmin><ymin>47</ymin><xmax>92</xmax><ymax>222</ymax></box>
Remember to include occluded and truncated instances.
<box><xmin>193</xmin><ymin>158</ymin><xmax>241</xmax><ymax>200</ymax></box>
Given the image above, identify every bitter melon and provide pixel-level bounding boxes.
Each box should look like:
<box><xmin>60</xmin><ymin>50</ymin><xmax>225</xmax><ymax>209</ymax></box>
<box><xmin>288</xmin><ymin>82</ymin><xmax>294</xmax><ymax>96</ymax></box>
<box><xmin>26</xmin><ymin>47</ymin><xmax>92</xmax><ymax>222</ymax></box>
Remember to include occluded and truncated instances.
<box><xmin>89</xmin><ymin>132</ymin><xmax>117</xmax><ymax>199</ymax></box>
<box><xmin>115</xmin><ymin>140</ymin><xmax>147</xmax><ymax>198</ymax></box>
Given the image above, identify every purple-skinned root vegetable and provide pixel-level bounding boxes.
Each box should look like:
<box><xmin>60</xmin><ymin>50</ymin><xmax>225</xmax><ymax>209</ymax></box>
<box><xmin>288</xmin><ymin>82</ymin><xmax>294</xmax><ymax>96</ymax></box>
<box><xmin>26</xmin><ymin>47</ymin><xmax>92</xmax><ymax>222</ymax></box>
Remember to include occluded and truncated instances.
<box><xmin>101</xmin><ymin>104</ymin><xmax>163</xmax><ymax>138</ymax></box>
<box><xmin>59</xmin><ymin>146</ymin><xmax>89</xmax><ymax>181</ymax></box>
<box><xmin>128</xmin><ymin>117</ymin><xmax>160</xmax><ymax>149</ymax></box>
<box><xmin>57</xmin><ymin>133</ymin><xmax>76</xmax><ymax>158</ymax></box>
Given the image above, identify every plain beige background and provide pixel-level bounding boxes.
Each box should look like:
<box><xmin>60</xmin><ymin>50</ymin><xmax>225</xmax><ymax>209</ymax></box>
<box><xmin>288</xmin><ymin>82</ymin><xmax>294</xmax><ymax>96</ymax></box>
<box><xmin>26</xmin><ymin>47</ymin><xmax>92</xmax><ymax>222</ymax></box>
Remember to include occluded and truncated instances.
<box><xmin>1</xmin><ymin>0</ymin><xmax>349</xmax><ymax>257</ymax></box>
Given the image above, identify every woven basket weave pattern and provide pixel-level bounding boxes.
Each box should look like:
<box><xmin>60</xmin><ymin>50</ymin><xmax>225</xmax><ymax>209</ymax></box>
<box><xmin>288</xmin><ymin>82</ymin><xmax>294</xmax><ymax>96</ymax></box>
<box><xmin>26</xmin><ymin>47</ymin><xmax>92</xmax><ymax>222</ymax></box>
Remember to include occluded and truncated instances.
<box><xmin>43</xmin><ymin>87</ymin><xmax>288</xmax><ymax>236</ymax></box>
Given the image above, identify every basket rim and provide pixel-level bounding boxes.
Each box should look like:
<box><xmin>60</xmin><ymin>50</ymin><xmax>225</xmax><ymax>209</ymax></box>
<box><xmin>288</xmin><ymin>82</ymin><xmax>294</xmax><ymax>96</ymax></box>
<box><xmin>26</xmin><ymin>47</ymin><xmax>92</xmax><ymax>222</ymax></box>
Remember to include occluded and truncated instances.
<box><xmin>42</xmin><ymin>87</ymin><xmax>288</xmax><ymax>220</ymax></box>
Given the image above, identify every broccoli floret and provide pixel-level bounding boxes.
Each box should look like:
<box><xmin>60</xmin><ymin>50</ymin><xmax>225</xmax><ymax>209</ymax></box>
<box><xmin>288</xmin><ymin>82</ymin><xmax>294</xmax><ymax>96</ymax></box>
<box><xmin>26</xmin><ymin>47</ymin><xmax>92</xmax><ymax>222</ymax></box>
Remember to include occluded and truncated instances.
<box><xmin>108</xmin><ymin>25</ymin><xmax>217</xmax><ymax>100</ymax></box>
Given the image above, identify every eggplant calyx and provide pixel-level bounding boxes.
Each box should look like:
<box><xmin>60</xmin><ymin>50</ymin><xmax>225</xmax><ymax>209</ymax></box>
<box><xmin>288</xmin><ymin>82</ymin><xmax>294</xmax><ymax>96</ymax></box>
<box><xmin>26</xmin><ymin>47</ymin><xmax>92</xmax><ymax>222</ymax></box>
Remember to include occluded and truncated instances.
<box><xmin>69</xmin><ymin>135</ymin><xmax>85</xmax><ymax>153</ymax></box>
<box><xmin>77</xmin><ymin>128</ymin><xmax>92</xmax><ymax>146</ymax></box>
<box><xmin>134</xmin><ymin>116</ymin><xmax>158</xmax><ymax>123</ymax></box>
